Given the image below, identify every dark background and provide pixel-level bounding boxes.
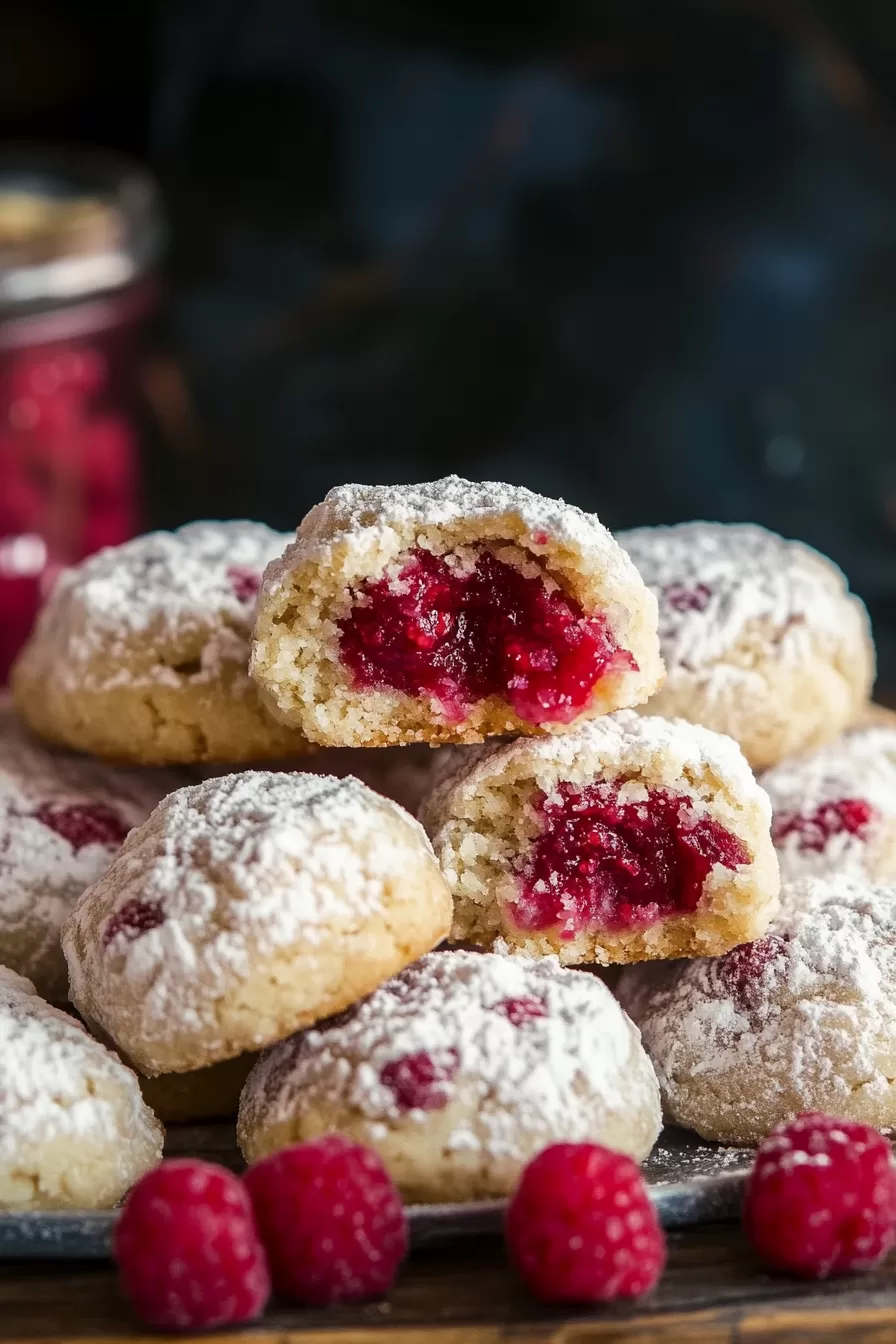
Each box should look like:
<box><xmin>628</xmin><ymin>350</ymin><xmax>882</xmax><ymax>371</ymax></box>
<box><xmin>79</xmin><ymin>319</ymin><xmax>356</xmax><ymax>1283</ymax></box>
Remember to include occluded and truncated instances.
<box><xmin>3</xmin><ymin>0</ymin><xmax>896</xmax><ymax>673</ymax></box>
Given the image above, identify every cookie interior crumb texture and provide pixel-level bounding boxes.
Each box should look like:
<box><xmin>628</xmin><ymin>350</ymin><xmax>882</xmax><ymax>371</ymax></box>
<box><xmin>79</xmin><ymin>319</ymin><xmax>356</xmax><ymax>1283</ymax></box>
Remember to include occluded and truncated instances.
<box><xmin>619</xmin><ymin>522</ymin><xmax>874</xmax><ymax>770</ymax></box>
<box><xmin>11</xmin><ymin>521</ymin><xmax>312</xmax><ymax>765</ymax></box>
<box><xmin>238</xmin><ymin>949</ymin><xmax>662</xmax><ymax>1202</ymax></box>
<box><xmin>420</xmin><ymin>711</ymin><xmax>779</xmax><ymax>965</ymax></box>
<box><xmin>250</xmin><ymin>477</ymin><xmax>664</xmax><ymax>746</ymax></box>
<box><xmin>62</xmin><ymin>771</ymin><xmax>453</xmax><ymax>1074</ymax></box>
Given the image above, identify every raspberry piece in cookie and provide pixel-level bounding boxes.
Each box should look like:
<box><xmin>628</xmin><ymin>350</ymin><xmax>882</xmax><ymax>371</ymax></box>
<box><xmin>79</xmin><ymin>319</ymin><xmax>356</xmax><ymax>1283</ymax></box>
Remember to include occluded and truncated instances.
<box><xmin>761</xmin><ymin>726</ymin><xmax>896</xmax><ymax>882</ymax></box>
<box><xmin>11</xmin><ymin>521</ymin><xmax>311</xmax><ymax>765</ymax></box>
<box><xmin>0</xmin><ymin>704</ymin><xmax>181</xmax><ymax>1001</ymax></box>
<box><xmin>506</xmin><ymin>1143</ymin><xmax>666</xmax><ymax>1303</ymax></box>
<box><xmin>0</xmin><ymin>966</ymin><xmax>162</xmax><ymax>1210</ymax></box>
<box><xmin>744</xmin><ymin>1113</ymin><xmax>896</xmax><ymax>1278</ymax></box>
<box><xmin>617</xmin><ymin>875</ymin><xmax>896</xmax><ymax>1144</ymax></box>
<box><xmin>419</xmin><ymin>711</ymin><xmax>779</xmax><ymax>965</ymax></box>
<box><xmin>62</xmin><ymin>772</ymin><xmax>452</xmax><ymax>1076</ymax></box>
<box><xmin>250</xmin><ymin>477</ymin><xmax>663</xmax><ymax>746</ymax></box>
<box><xmin>619</xmin><ymin>522</ymin><xmax>874</xmax><ymax>769</ymax></box>
<box><xmin>237</xmin><ymin>950</ymin><xmax>661</xmax><ymax>1203</ymax></box>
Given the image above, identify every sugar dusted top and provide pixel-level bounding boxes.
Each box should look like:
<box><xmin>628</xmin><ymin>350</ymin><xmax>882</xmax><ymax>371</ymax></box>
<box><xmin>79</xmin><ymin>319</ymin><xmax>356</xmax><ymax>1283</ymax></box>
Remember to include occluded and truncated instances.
<box><xmin>0</xmin><ymin>969</ymin><xmax>161</xmax><ymax>1162</ymax></box>
<box><xmin>63</xmin><ymin>770</ymin><xmax>437</xmax><ymax>1034</ymax></box>
<box><xmin>239</xmin><ymin>949</ymin><xmax>660</xmax><ymax>1159</ymax></box>
<box><xmin>264</xmin><ymin>476</ymin><xmax>640</xmax><ymax>592</ymax></box>
<box><xmin>619</xmin><ymin>521</ymin><xmax>868</xmax><ymax>670</ymax></box>
<box><xmin>23</xmin><ymin>521</ymin><xmax>290</xmax><ymax>690</ymax></box>
<box><xmin>617</xmin><ymin>875</ymin><xmax>896</xmax><ymax>1127</ymax></box>
<box><xmin>421</xmin><ymin>709</ymin><xmax>769</xmax><ymax>831</ymax></box>
<box><xmin>761</xmin><ymin>727</ymin><xmax>896</xmax><ymax>880</ymax></box>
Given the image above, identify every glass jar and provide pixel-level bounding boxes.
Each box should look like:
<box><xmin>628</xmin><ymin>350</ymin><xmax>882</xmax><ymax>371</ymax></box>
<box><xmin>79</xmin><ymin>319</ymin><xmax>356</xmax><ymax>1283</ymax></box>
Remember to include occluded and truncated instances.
<box><xmin>0</xmin><ymin>148</ymin><xmax>164</xmax><ymax>681</ymax></box>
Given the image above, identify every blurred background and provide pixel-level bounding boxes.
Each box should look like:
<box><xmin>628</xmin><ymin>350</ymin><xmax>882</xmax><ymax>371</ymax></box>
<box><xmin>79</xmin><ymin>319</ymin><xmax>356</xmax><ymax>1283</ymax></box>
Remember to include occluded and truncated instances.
<box><xmin>2</xmin><ymin>0</ymin><xmax>896</xmax><ymax>684</ymax></box>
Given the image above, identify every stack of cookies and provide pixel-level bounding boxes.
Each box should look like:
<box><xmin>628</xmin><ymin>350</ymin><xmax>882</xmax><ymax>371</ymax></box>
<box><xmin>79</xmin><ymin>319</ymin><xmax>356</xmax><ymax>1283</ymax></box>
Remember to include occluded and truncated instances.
<box><xmin>0</xmin><ymin>475</ymin><xmax>890</xmax><ymax>1212</ymax></box>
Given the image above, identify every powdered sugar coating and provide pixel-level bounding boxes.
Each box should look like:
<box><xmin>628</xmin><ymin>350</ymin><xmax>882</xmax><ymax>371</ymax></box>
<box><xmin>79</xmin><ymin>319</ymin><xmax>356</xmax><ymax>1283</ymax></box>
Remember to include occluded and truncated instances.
<box><xmin>422</xmin><ymin>709</ymin><xmax>768</xmax><ymax>826</ymax></box>
<box><xmin>620</xmin><ymin>523</ymin><xmax>863</xmax><ymax>670</ymax></box>
<box><xmin>238</xmin><ymin>950</ymin><xmax>662</xmax><ymax>1199</ymax></box>
<box><xmin>616</xmin><ymin>875</ymin><xmax>896</xmax><ymax>1144</ymax></box>
<box><xmin>62</xmin><ymin>771</ymin><xmax>452</xmax><ymax>1075</ymax></box>
<box><xmin>267</xmin><ymin>476</ymin><xmax>635</xmax><ymax>591</ymax></box>
<box><xmin>0</xmin><ymin>970</ymin><xmax>163</xmax><ymax>1208</ymax></box>
<box><xmin>761</xmin><ymin>727</ymin><xmax>896</xmax><ymax>881</ymax></box>
<box><xmin>0</xmin><ymin>706</ymin><xmax>182</xmax><ymax>1001</ymax></box>
<box><xmin>618</xmin><ymin>523</ymin><xmax>874</xmax><ymax>769</ymax></box>
<box><xmin>30</xmin><ymin>521</ymin><xmax>290</xmax><ymax>693</ymax></box>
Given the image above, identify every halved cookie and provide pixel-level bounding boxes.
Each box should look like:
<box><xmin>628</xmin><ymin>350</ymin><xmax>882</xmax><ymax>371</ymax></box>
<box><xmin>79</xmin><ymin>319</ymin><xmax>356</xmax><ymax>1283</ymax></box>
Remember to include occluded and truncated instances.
<box><xmin>250</xmin><ymin>477</ymin><xmax>663</xmax><ymax>746</ymax></box>
<box><xmin>419</xmin><ymin>710</ymin><xmax>779</xmax><ymax>964</ymax></box>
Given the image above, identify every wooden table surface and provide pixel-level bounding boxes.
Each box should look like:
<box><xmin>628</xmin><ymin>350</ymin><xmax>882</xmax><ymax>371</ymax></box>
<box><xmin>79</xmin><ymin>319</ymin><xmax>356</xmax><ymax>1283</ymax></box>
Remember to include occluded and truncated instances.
<box><xmin>5</xmin><ymin>1222</ymin><xmax>896</xmax><ymax>1343</ymax></box>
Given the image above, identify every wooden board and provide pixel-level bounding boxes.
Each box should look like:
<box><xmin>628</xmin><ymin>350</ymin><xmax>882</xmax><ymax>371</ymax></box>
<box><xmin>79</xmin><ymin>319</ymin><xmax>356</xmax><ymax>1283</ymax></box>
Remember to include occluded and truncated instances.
<box><xmin>2</xmin><ymin>1222</ymin><xmax>896</xmax><ymax>1341</ymax></box>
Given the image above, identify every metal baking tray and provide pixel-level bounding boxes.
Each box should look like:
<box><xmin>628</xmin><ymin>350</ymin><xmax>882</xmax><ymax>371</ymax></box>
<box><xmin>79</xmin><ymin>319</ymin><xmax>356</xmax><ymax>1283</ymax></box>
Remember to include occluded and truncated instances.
<box><xmin>0</xmin><ymin>1125</ymin><xmax>753</xmax><ymax>1260</ymax></box>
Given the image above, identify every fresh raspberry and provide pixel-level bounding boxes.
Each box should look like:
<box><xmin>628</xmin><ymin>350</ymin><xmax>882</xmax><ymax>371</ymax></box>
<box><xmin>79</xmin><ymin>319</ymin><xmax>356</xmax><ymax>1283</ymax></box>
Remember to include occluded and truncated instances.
<box><xmin>379</xmin><ymin>1048</ymin><xmax>460</xmax><ymax>1112</ymax></box>
<box><xmin>114</xmin><ymin>1159</ymin><xmax>270</xmax><ymax>1331</ymax></box>
<box><xmin>744</xmin><ymin>1112</ymin><xmax>896</xmax><ymax>1278</ymax></box>
<box><xmin>244</xmin><ymin>1136</ymin><xmax>407</xmax><ymax>1305</ymax></box>
<box><xmin>506</xmin><ymin>1143</ymin><xmax>666</xmax><ymax>1303</ymax></box>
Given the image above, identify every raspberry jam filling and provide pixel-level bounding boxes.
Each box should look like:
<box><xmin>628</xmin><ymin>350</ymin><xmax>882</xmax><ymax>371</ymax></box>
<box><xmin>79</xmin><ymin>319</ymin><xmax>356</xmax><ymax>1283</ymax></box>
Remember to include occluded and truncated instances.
<box><xmin>772</xmin><ymin>798</ymin><xmax>876</xmax><ymax>852</ymax></box>
<box><xmin>337</xmin><ymin>546</ymin><xmax>635</xmax><ymax>725</ymax></box>
<box><xmin>510</xmin><ymin>781</ymin><xmax>750</xmax><ymax>937</ymax></box>
<box><xmin>33</xmin><ymin>801</ymin><xmax>129</xmax><ymax>852</ymax></box>
<box><xmin>495</xmin><ymin>996</ymin><xmax>547</xmax><ymax>1026</ymax></box>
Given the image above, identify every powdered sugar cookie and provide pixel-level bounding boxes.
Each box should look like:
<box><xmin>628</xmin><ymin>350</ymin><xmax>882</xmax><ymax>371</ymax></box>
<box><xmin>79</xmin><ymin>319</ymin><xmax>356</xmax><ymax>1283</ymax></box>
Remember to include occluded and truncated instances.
<box><xmin>12</xmin><ymin>521</ymin><xmax>311</xmax><ymax>765</ymax></box>
<box><xmin>238</xmin><ymin>950</ymin><xmax>661</xmax><ymax>1202</ymax></box>
<box><xmin>250</xmin><ymin>477</ymin><xmax>663</xmax><ymax>747</ymax></box>
<box><xmin>618</xmin><ymin>523</ymin><xmax>873</xmax><ymax>770</ymax></box>
<box><xmin>0</xmin><ymin>966</ymin><xmax>162</xmax><ymax>1209</ymax></box>
<box><xmin>62</xmin><ymin>772</ymin><xmax>452</xmax><ymax>1075</ymax></box>
<box><xmin>617</xmin><ymin>876</ymin><xmax>896</xmax><ymax>1144</ymax></box>
<box><xmin>137</xmin><ymin>1054</ymin><xmax>256</xmax><ymax>1124</ymax></box>
<box><xmin>0</xmin><ymin>706</ymin><xmax>182</xmax><ymax>1002</ymax></box>
<box><xmin>761</xmin><ymin>726</ymin><xmax>896</xmax><ymax>882</ymax></box>
<box><xmin>419</xmin><ymin>711</ymin><xmax>779</xmax><ymax>965</ymax></box>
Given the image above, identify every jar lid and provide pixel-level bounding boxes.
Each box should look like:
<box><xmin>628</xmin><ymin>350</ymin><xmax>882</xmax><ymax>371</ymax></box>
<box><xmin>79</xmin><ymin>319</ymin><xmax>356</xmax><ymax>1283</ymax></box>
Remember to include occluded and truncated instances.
<box><xmin>0</xmin><ymin>148</ymin><xmax>164</xmax><ymax>312</ymax></box>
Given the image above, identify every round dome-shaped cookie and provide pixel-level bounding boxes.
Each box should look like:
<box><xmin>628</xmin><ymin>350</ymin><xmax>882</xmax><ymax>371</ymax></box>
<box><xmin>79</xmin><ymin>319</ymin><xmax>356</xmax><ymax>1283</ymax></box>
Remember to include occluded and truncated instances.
<box><xmin>0</xmin><ymin>966</ymin><xmax>162</xmax><ymax>1209</ymax></box>
<box><xmin>62</xmin><ymin>772</ymin><xmax>453</xmax><ymax>1075</ymax></box>
<box><xmin>762</xmin><ymin>726</ymin><xmax>896</xmax><ymax>883</ymax></box>
<box><xmin>251</xmin><ymin>476</ymin><xmax>664</xmax><ymax>747</ymax></box>
<box><xmin>12</xmin><ymin>521</ymin><xmax>312</xmax><ymax>765</ymax></box>
<box><xmin>618</xmin><ymin>522</ymin><xmax>873</xmax><ymax>770</ymax></box>
<box><xmin>0</xmin><ymin>706</ymin><xmax>182</xmax><ymax>1001</ymax></box>
<box><xmin>419</xmin><ymin>711</ymin><xmax>779</xmax><ymax>965</ymax></box>
<box><xmin>616</xmin><ymin>875</ymin><xmax>896</xmax><ymax>1145</ymax></box>
<box><xmin>238</xmin><ymin>950</ymin><xmax>661</xmax><ymax>1202</ymax></box>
